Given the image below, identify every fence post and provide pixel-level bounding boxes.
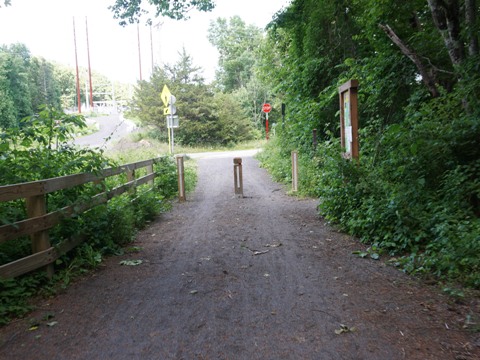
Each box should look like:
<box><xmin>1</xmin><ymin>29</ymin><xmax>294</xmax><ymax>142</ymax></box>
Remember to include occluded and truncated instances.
<box><xmin>26</xmin><ymin>194</ymin><xmax>54</xmax><ymax>278</ymax></box>
<box><xmin>291</xmin><ymin>151</ymin><xmax>298</xmax><ymax>192</ymax></box>
<box><xmin>233</xmin><ymin>158</ymin><xmax>243</xmax><ymax>198</ymax></box>
<box><xmin>147</xmin><ymin>163</ymin><xmax>154</xmax><ymax>188</ymax></box>
<box><xmin>126</xmin><ymin>167</ymin><xmax>136</xmax><ymax>194</ymax></box>
<box><xmin>176</xmin><ymin>155</ymin><xmax>186</xmax><ymax>202</ymax></box>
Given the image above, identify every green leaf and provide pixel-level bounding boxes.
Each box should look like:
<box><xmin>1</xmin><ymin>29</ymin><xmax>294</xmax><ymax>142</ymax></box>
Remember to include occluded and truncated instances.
<box><xmin>119</xmin><ymin>259</ymin><xmax>143</xmax><ymax>266</ymax></box>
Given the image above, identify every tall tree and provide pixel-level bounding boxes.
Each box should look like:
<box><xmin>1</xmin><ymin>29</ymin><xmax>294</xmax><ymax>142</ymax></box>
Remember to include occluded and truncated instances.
<box><xmin>0</xmin><ymin>44</ymin><xmax>32</xmax><ymax>127</ymax></box>
<box><xmin>29</xmin><ymin>57</ymin><xmax>62</xmax><ymax>111</ymax></box>
<box><xmin>109</xmin><ymin>0</ymin><xmax>215</xmax><ymax>25</ymax></box>
<box><xmin>129</xmin><ymin>48</ymin><xmax>255</xmax><ymax>145</ymax></box>
<box><xmin>208</xmin><ymin>16</ymin><xmax>263</xmax><ymax>92</ymax></box>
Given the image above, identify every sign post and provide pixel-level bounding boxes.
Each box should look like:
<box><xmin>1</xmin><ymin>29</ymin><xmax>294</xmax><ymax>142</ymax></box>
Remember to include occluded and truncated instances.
<box><xmin>262</xmin><ymin>103</ymin><xmax>272</xmax><ymax>140</ymax></box>
<box><xmin>161</xmin><ymin>85</ymin><xmax>177</xmax><ymax>154</ymax></box>
<box><xmin>339</xmin><ymin>80</ymin><xmax>359</xmax><ymax>160</ymax></box>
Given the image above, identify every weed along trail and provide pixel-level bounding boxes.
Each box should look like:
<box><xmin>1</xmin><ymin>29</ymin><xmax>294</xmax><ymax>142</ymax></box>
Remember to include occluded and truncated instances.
<box><xmin>0</xmin><ymin>152</ymin><xmax>478</xmax><ymax>359</ymax></box>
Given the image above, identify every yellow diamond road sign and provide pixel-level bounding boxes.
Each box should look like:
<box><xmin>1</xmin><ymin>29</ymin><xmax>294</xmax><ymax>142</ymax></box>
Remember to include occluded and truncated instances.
<box><xmin>161</xmin><ymin>85</ymin><xmax>171</xmax><ymax>106</ymax></box>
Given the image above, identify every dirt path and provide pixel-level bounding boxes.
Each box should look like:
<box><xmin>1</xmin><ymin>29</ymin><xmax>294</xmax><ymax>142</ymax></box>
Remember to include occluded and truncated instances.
<box><xmin>1</xmin><ymin>152</ymin><xmax>479</xmax><ymax>359</ymax></box>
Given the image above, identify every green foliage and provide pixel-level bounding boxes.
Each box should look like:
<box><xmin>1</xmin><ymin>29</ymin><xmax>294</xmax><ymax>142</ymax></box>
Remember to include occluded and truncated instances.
<box><xmin>0</xmin><ymin>275</ymin><xmax>42</xmax><ymax>325</ymax></box>
<box><xmin>0</xmin><ymin>106</ymin><xmax>183</xmax><ymax>324</ymax></box>
<box><xmin>128</xmin><ymin>48</ymin><xmax>258</xmax><ymax>146</ymax></box>
<box><xmin>208</xmin><ymin>16</ymin><xmax>263</xmax><ymax>92</ymax></box>
<box><xmin>259</xmin><ymin>0</ymin><xmax>480</xmax><ymax>289</ymax></box>
<box><xmin>110</xmin><ymin>0</ymin><xmax>215</xmax><ymax>25</ymax></box>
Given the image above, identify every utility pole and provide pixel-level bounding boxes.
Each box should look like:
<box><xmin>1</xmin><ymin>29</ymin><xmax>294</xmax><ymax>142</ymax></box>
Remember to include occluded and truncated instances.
<box><xmin>73</xmin><ymin>17</ymin><xmax>81</xmax><ymax>114</ymax></box>
<box><xmin>85</xmin><ymin>17</ymin><xmax>94</xmax><ymax>110</ymax></box>
<box><xmin>150</xmin><ymin>24</ymin><xmax>154</xmax><ymax>74</ymax></box>
<box><xmin>137</xmin><ymin>24</ymin><xmax>142</xmax><ymax>81</ymax></box>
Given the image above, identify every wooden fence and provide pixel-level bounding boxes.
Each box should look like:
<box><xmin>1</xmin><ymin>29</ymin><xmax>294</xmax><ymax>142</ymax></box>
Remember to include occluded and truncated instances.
<box><xmin>0</xmin><ymin>157</ymin><xmax>164</xmax><ymax>279</ymax></box>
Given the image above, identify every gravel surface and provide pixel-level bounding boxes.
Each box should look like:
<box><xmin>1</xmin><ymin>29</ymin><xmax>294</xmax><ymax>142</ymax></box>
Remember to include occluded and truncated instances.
<box><xmin>1</xmin><ymin>152</ymin><xmax>479</xmax><ymax>359</ymax></box>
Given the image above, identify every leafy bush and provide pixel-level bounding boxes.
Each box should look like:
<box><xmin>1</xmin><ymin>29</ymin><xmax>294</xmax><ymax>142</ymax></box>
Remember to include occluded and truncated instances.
<box><xmin>259</xmin><ymin>88</ymin><xmax>480</xmax><ymax>288</ymax></box>
<box><xmin>0</xmin><ymin>108</ymin><xmax>185</xmax><ymax>324</ymax></box>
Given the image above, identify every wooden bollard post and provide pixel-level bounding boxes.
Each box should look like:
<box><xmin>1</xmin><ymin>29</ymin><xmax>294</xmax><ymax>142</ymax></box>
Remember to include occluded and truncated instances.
<box><xmin>233</xmin><ymin>157</ymin><xmax>243</xmax><ymax>198</ymax></box>
<box><xmin>291</xmin><ymin>151</ymin><xmax>298</xmax><ymax>192</ymax></box>
<box><xmin>26</xmin><ymin>194</ymin><xmax>54</xmax><ymax>278</ymax></box>
<box><xmin>176</xmin><ymin>155</ymin><xmax>186</xmax><ymax>202</ymax></box>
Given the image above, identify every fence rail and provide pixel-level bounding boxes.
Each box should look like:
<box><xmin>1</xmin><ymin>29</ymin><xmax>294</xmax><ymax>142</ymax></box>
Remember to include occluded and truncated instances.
<box><xmin>0</xmin><ymin>157</ymin><xmax>163</xmax><ymax>279</ymax></box>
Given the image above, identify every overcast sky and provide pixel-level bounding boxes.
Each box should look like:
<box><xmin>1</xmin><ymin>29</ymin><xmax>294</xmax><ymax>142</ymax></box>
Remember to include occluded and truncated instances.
<box><xmin>0</xmin><ymin>0</ymin><xmax>290</xmax><ymax>84</ymax></box>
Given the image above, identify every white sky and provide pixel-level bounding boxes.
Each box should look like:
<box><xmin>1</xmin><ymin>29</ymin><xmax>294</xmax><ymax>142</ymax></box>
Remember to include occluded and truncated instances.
<box><xmin>0</xmin><ymin>0</ymin><xmax>290</xmax><ymax>84</ymax></box>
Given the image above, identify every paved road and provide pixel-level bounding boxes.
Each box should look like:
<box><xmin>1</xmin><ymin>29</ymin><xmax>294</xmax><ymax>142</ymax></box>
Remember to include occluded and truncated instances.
<box><xmin>74</xmin><ymin>113</ymin><xmax>136</xmax><ymax>148</ymax></box>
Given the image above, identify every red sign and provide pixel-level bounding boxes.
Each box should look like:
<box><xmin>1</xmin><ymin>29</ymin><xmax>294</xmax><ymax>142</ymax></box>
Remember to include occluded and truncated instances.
<box><xmin>262</xmin><ymin>103</ymin><xmax>272</xmax><ymax>113</ymax></box>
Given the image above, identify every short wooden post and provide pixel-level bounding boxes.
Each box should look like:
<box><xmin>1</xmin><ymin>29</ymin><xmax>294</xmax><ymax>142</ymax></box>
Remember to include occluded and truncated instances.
<box><xmin>233</xmin><ymin>158</ymin><xmax>243</xmax><ymax>198</ymax></box>
<box><xmin>176</xmin><ymin>155</ymin><xmax>186</xmax><ymax>202</ymax></box>
<box><xmin>146</xmin><ymin>163</ymin><xmax>154</xmax><ymax>188</ymax></box>
<box><xmin>291</xmin><ymin>151</ymin><xmax>298</xmax><ymax>192</ymax></box>
<box><xmin>126</xmin><ymin>167</ymin><xmax>136</xmax><ymax>194</ymax></box>
<box><xmin>26</xmin><ymin>194</ymin><xmax>54</xmax><ymax>278</ymax></box>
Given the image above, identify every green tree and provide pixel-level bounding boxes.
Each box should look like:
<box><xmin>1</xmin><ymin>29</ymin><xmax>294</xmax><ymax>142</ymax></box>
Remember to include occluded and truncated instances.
<box><xmin>29</xmin><ymin>57</ymin><xmax>62</xmax><ymax>111</ymax></box>
<box><xmin>129</xmin><ymin>48</ymin><xmax>256</xmax><ymax>146</ymax></box>
<box><xmin>109</xmin><ymin>0</ymin><xmax>215</xmax><ymax>25</ymax></box>
<box><xmin>208</xmin><ymin>16</ymin><xmax>263</xmax><ymax>92</ymax></box>
<box><xmin>258</xmin><ymin>0</ymin><xmax>480</xmax><ymax>287</ymax></box>
<box><xmin>0</xmin><ymin>43</ymin><xmax>32</xmax><ymax>128</ymax></box>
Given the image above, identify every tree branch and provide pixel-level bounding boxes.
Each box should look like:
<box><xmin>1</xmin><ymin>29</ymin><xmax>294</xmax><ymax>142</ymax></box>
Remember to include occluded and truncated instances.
<box><xmin>379</xmin><ymin>24</ymin><xmax>440</xmax><ymax>97</ymax></box>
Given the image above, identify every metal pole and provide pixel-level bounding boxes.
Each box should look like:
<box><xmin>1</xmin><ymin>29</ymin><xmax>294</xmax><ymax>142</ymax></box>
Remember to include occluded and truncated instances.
<box><xmin>85</xmin><ymin>17</ymin><xmax>94</xmax><ymax>109</ymax></box>
<box><xmin>137</xmin><ymin>24</ymin><xmax>142</xmax><ymax>81</ymax></box>
<box><xmin>170</xmin><ymin>97</ymin><xmax>175</xmax><ymax>154</ymax></box>
<box><xmin>150</xmin><ymin>24</ymin><xmax>154</xmax><ymax>74</ymax></box>
<box><xmin>266</xmin><ymin>112</ymin><xmax>269</xmax><ymax>140</ymax></box>
<box><xmin>73</xmin><ymin>17</ymin><xmax>81</xmax><ymax>114</ymax></box>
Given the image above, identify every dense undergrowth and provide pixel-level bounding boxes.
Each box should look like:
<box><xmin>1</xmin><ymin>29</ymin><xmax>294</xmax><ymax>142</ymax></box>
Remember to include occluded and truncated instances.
<box><xmin>255</xmin><ymin>0</ymin><xmax>480</xmax><ymax>291</ymax></box>
<box><xmin>257</xmin><ymin>93</ymin><xmax>480</xmax><ymax>289</ymax></box>
<box><xmin>0</xmin><ymin>107</ymin><xmax>196</xmax><ymax>325</ymax></box>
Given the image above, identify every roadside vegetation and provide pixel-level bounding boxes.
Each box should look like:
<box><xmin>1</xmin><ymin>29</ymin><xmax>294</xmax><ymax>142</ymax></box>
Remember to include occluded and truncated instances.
<box><xmin>0</xmin><ymin>107</ymin><xmax>197</xmax><ymax>325</ymax></box>
<box><xmin>256</xmin><ymin>0</ymin><xmax>480</xmax><ymax>290</ymax></box>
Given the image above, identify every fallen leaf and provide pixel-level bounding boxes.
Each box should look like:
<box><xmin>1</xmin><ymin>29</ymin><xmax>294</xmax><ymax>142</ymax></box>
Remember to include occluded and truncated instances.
<box><xmin>335</xmin><ymin>324</ymin><xmax>356</xmax><ymax>335</ymax></box>
<box><xmin>253</xmin><ymin>250</ymin><xmax>269</xmax><ymax>255</ymax></box>
<box><xmin>119</xmin><ymin>259</ymin><xmax>143</xmax><ymax>266</ymax></box>
<box><xmin>264</xmin><ymin>243</ymin><xmax>282</xmax><ymax>248</ymax></box>
<box><xmin>190</xmin><ymin>290</ymin><xmax>198</xmax><ymax>295</ymax></box>
<box><xmin>46</xmin><ymin>321</ymin><xmax>58</xmax><ymax>327</ymax></box>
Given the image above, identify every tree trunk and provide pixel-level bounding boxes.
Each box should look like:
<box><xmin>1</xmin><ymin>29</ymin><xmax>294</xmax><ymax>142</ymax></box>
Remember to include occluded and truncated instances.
<box><xmin>465</xmin><ymin>0</ymin><xmax>479</xmax><ymax>56</ymax></box>
<box><xmin>427</xmin><ymin>0</ymin><xmax>465</xmax><ymax>67</ymax></box>
<box><xmin>379</xmin><ymin>24</ymin><xmax>440</xmax><ymax>98</ymax></box>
